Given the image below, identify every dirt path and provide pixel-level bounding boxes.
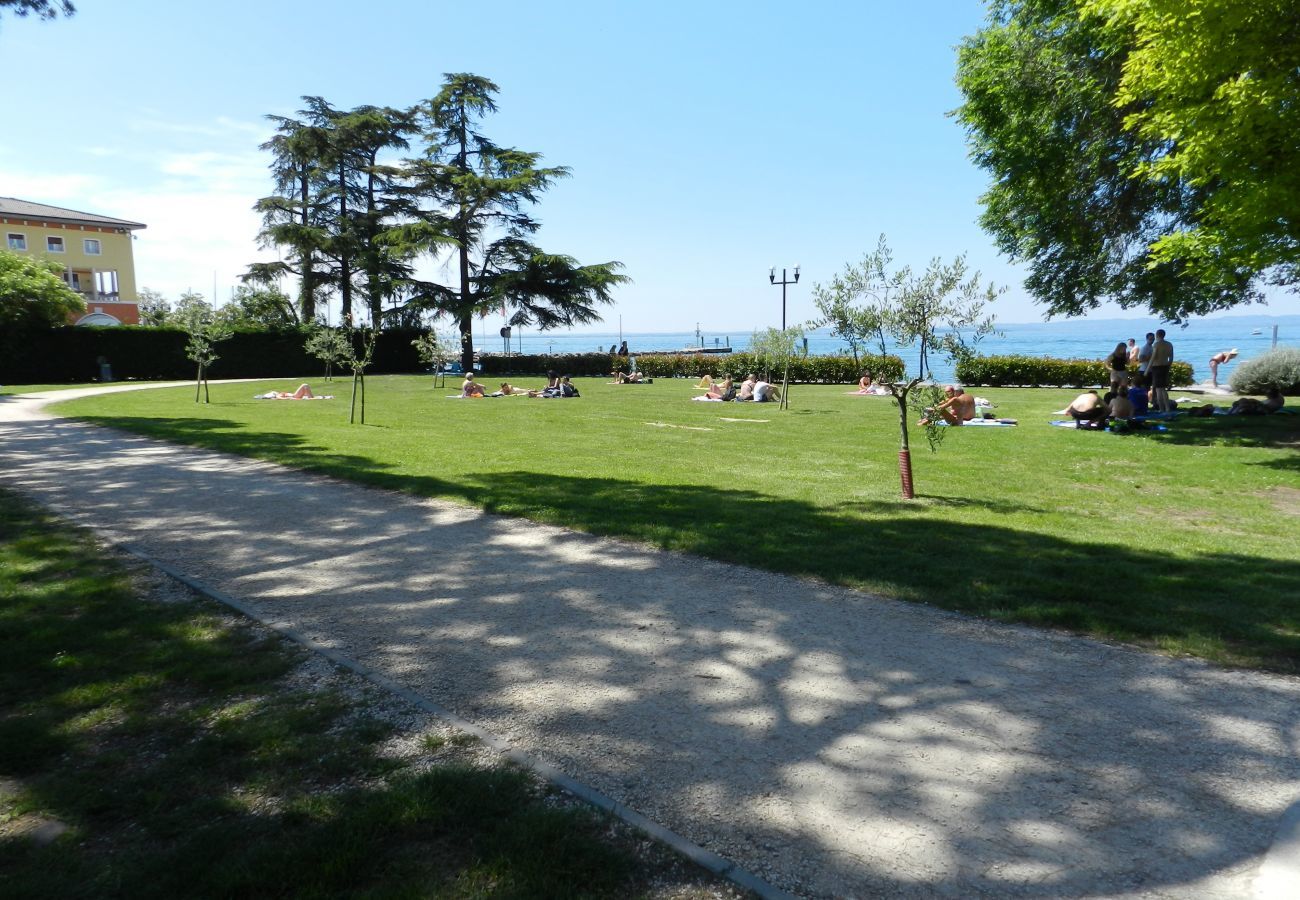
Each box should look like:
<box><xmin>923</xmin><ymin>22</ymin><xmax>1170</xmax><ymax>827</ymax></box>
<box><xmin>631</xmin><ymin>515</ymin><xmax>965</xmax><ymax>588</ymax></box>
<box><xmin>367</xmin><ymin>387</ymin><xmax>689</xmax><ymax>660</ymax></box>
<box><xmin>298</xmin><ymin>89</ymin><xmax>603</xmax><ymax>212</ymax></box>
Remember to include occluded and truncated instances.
<box><xmin>4</xmin><ymin>385</ymin><xmax>1299</xmax><ymax>898</ymax></box>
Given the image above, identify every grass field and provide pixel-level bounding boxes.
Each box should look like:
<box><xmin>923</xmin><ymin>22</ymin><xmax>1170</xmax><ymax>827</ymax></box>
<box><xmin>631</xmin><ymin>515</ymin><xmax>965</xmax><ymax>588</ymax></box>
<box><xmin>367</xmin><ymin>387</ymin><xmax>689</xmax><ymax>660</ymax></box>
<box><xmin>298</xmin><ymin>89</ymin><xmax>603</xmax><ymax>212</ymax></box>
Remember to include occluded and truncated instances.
<box><xmin>0</xmin><ymin>488</ymin><xmax>737</xmax><ymax>898</ymax></box>
<box><xmin>49</xmin><ymin>375</ymin><xmax>1300</xmax><ymax>673</ymax></box>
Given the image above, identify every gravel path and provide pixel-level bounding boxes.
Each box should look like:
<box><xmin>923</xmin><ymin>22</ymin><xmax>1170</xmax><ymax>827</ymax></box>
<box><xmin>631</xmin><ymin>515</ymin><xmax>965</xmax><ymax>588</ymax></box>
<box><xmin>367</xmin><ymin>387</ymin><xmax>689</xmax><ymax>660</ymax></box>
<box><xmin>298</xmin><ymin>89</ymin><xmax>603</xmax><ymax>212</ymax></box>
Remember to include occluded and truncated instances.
<box><xmin>4</xmin><ymin>386</ymin><xmax>1299</xmax><ymax>898</ymax></box>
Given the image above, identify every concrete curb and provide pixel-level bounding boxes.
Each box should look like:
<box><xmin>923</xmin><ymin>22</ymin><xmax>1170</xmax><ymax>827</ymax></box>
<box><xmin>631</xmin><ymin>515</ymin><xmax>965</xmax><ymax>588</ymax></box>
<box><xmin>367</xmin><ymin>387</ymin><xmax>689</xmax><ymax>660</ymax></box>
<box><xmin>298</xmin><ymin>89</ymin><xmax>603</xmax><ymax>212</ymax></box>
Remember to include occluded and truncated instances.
<box><xmin>119</xmin><ymin>541</ymin><xmax>796</xmax><ymax>900</ymax></box>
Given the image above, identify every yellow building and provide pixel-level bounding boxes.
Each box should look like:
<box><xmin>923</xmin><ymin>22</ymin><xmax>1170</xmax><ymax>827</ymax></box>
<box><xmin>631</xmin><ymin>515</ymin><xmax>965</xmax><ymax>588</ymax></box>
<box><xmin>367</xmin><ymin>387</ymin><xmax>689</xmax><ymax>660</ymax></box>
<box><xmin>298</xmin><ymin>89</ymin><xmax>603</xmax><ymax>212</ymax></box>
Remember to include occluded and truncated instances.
<box><xmin>1</xmin><ymin>197</ymin><xmax>146</xmax><ymax>325</ymax></box>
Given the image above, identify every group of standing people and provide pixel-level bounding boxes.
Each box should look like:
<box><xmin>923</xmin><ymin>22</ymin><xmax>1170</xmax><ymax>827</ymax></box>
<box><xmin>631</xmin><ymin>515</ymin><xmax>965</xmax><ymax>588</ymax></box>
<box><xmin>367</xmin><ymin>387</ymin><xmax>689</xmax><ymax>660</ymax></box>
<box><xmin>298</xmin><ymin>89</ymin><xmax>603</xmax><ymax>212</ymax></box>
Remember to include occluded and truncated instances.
<box><xmin>1112</xmin><ymin>330</ymin><xmax>1176</xmax><ymax>413</ymax></box>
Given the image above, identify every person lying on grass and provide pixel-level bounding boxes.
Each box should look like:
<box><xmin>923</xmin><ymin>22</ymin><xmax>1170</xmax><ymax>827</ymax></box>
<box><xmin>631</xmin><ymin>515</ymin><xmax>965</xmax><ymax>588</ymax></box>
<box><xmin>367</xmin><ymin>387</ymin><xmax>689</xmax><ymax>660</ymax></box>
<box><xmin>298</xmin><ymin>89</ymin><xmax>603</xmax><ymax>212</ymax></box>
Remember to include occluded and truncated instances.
<box><xmin>610</xmin><ymin>371</ymin><xmax>645</xmax><ymax>384</ymax></box>
<box><xmin>256</xmin><ymin>384</ymin><xmax>332</xmax><ymax>400</ymax></box>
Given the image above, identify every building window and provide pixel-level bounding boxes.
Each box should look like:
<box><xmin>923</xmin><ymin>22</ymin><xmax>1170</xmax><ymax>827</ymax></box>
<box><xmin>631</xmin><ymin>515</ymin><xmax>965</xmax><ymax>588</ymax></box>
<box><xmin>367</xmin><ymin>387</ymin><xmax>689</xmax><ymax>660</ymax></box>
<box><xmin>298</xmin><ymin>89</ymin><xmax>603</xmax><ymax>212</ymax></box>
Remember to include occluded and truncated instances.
<box><xmin>84</xmin><ymin>238</ymin><xmax>102</xmax><ymax>255</ymax></box>
<box><xmin>7</xmin><ymin>233</ymin><xmax>26</xmax><ymax>251</ymax></box>
<box><xmin>47</xmin><ymin>236</ymin><xmax>65</xmax><ymax>253</ymax></box>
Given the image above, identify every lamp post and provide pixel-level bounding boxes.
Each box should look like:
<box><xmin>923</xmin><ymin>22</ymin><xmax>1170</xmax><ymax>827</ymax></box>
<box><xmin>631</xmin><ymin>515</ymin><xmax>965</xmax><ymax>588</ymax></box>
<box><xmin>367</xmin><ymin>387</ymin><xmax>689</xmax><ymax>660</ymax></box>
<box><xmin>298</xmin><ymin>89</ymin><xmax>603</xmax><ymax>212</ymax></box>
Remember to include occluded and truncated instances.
<box><xmin>769</xmin><ymin>265</ymin><xmax>800</xmax><ymax>330</ymax></box>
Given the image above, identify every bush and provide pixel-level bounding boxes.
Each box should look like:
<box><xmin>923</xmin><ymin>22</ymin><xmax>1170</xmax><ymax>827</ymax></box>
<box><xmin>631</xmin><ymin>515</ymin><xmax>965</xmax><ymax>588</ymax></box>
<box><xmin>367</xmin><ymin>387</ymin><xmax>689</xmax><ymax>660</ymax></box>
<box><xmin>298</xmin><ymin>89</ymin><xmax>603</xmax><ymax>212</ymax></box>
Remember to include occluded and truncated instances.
<box><xmin>628</xmin><ymin>352</ymin><xmax>904</xmax><ymax>384</ymax></box>
<box><xmin>477</xmin><ymin>353</ymin><xmax>613</xmax><ymax>378</ymax></box>
<box><xmin>1229</xmin><ymin>346</ymin><xmax>1300</xmax><ymax>395</ymax></box>
<box><xmin>0</xmin><ymin>326</ymin><xmax>432</xmax><ymax>384</ymax></box>
<box><xmin>956</xmin><ymin>354</ymin><xmax>1194</xmax><ymax>388</ymax></box>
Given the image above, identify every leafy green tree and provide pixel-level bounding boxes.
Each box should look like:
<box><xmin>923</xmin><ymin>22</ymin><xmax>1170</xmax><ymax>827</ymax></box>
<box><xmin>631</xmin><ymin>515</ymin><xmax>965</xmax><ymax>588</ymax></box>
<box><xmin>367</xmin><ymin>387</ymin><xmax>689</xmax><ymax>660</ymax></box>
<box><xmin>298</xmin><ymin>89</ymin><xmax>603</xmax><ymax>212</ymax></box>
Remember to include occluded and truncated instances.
<box><xmin>249</xmin><ymin>113</ymin><xmax>335</xmax><ymax>322</ymax></box>
<box><xmin>747</xmin><ymin>326</ymin><xmax>803</xmax><ymax>409</ymax></box>
<box><xmin>176</xmin><ymin>299</ymin><xmax>233</xmax><ymax>404</ymax></box>
<box><xmin>136</xmin><ymin>287</ymin><xmax>171</xmax><ymax>327</ymax></box>
<box><xmin>396</xmin><ymin>73</ymin><xmax>628</xmax><ymax>371</ymax></box>
<box><xmin>0</xmin><ymin>249</ymin><xmax>84</xmax><ymax>360</ymax></box>
<box><xmin>953</xmin><ymin>0</ymin><xmax>1261</xmax><ymax>321</ymax></box>
<box><xmin>411</xmin><ymin>326</ymin><xmax>459</xmax><ymax>388</ymax></box>
<box><xmin>812</xmin><ymin>237</ymin><xmax>999</xmax><ymax>499</ymax></box>
<box><xmin>1085</xmin><ymin>0</ymin><xmax>1300</xmax><ymax>291</ymax></box>
<box><xmin>304</xmin><ymin>325</ymin><xmax>350</xmax><ymax>382</ymax></box>
<box><xmin>340</xmin><ymin>327</ymin><xmax>378</xmax><ymax>424</ymax></box>
<box><xmin>219</xmin><ymin>285</ymin><xmax>299</xmax><ymax>330</ymax></box>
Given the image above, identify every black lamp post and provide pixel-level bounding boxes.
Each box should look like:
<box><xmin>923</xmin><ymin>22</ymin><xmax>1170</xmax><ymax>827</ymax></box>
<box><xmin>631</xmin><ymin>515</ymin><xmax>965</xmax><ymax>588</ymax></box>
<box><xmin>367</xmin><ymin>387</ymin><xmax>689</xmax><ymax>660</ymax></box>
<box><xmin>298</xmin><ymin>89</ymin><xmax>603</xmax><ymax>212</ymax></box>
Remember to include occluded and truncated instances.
<box><xmin>769</xmin><ymin>265</ymin><xmax>801</xmax><ymax>330</ymax></box>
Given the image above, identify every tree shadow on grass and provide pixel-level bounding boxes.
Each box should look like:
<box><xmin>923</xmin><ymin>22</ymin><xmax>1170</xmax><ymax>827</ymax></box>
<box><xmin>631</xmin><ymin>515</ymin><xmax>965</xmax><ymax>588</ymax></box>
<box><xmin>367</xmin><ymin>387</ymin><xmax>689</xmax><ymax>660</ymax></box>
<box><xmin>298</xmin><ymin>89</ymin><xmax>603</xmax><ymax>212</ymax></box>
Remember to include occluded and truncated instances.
<box><xmin>55</xmin><ymin>414</ymin><xmax>1300</xmax><ymax>672</ymax></box>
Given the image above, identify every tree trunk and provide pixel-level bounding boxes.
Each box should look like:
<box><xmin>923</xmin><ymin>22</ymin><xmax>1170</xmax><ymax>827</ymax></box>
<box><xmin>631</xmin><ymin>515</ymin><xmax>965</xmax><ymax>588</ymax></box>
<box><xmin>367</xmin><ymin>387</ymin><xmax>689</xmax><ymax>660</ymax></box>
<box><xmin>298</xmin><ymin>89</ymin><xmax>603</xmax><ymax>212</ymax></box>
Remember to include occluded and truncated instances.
<box><xmin>194</xmin><ymin>364</ymin><xmax>203</xmax><ymax>403</ymax></box>
<box><xmin>896</xmin><ymin>390</ymin><xmax>915</xmax><ymax>499</ymax></box>
<box><xmin>349</xmin><ymin>371</ymin><xmax>359</xmax><ymax>424</ymax></box>
<box><xmin>297</xmin><ymin>170</ymin><xmax>316</xmax><ymax>322</ymax></box>
<box><xmin>780</xmin><ymin>363</ymin><xmax>790</xmax><ymax>411</ymax></box>
<box><xmin>359</xmin><ymin>372</ymin><xmax>366</xmax><ymax>425</ymax></box>
<box><xmin>458</xmin><ymin>309</ymin><xmax>475</xmax><ymax>373</ymax></box>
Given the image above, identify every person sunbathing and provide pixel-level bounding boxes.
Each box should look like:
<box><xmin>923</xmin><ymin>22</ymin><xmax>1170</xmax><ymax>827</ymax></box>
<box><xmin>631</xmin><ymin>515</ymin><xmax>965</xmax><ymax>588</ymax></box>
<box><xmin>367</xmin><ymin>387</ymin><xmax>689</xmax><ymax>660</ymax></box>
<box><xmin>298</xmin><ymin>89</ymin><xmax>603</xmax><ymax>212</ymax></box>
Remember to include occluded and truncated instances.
<box><xmin>1229</xmin><ymin>388</ymin><xmax>1284</xmax><ymax>415</ymax></box>
<box><xmin>257</xmin><ymin>383</ymin><xmax>324</xmax><ymax>400</ymax></box>
<box><xmin>920</xmin><ymin>385</ymin><xmax>975</xmax><ymax>425</ymax></box>
<box><xmin>853</xmin><ymin>373</ymin><xmax>875</xmax><ymax>394</ymax></box>
<box><xmin>461</xmin><ymin>374</ymin><xmax>487</xmax><ymax>398</ymax></box>
<box><xmin>706</xmin><ymin>376</ymin><xmax>734</xmax><ymax>400</ymax></box>
<box><xmin>610</xmin><ymin>371</ymin><xmax>644</xmax><ymax>384</ymax></box>
<box><xmin>695</xmin><ymin>374</ymin><xmax>715</xmax><ymax>389</ymax></box>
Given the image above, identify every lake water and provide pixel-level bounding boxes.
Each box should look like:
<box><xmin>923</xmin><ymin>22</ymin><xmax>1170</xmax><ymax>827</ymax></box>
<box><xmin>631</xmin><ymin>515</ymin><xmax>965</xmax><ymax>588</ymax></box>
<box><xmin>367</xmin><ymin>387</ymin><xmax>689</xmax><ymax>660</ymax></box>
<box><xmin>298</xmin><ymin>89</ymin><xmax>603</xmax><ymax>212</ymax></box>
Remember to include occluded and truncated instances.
<box><xmin>478</xmin><ymin>314</ymin><xmax>1298</xmax><ymax>385</ymax></box>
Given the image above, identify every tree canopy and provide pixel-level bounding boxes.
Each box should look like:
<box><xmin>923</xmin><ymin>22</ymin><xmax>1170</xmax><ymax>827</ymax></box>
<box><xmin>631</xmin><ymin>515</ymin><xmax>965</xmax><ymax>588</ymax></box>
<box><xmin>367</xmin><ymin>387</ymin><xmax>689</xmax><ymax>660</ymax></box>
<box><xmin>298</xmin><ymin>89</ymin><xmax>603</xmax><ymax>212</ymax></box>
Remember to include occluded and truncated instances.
<box><xmin>250</xmin><ymin>74</ymin><xmax>628</xmax><ymax>369</ymax></box>
<box><xmin>0</xmin><ymin>0</ymin><xmax>74</xmax><ymax>21</ymax></box>
<box><xmin>953</xmin><ymin>0</ymin><xmax>1297</xmax><ymax>321</ymax></box>
<box><xmin>0</xmin><ymin>249</ymin><xmax>85</xmax><ymax>356</ymax></box>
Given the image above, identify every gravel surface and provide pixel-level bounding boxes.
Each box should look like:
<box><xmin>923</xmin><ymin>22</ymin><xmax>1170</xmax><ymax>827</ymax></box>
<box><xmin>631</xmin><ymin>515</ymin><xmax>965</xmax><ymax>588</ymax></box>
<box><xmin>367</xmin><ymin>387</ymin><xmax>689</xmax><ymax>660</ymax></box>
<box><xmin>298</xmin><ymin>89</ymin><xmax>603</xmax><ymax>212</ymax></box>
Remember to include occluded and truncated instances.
<box><xmin>4</xmin><ymin>386</ymin><xmax>1300</xmax><ymax>898</ymax></box>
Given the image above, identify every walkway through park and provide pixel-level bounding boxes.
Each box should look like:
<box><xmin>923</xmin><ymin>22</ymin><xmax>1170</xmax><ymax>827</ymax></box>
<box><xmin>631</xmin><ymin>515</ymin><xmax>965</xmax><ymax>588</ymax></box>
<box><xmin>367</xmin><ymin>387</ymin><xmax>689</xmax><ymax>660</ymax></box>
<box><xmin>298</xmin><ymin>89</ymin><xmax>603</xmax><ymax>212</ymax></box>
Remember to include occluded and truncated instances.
<box><xmin>3</xmin><ymin>385</ymin><xmax>1299</xmax><ymax>898</ymax></box>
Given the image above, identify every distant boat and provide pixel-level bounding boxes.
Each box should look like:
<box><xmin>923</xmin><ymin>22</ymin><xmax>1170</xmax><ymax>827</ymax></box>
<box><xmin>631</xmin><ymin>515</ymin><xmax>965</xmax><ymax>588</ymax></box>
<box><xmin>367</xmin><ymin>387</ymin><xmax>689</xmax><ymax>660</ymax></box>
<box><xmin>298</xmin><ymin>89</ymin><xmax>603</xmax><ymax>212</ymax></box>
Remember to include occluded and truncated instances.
<box><xmin>1251</xmin><ymin>328</ymin><xmax>1262</xmax><ymax>335</ymax></box>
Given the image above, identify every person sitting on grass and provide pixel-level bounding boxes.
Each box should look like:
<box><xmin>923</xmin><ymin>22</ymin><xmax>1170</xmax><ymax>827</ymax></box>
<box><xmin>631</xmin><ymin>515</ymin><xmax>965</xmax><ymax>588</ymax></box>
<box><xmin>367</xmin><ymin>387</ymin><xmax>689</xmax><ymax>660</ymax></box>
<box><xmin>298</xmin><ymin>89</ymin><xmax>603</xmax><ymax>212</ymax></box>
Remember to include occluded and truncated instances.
<box><xmin>736</xmin><ymin>374</ymin><xmax>757</xmax><ymax>401</ymax></box>
<box><xmin>920</xmin><ymin>385</ymin><xmax>976</xmax><ymax>425</ymax></box>
<box><xmin>706</xmin><ymin>376</ymin><xmax>734</xmax><ymax>400</ymax></box>
<box><xmin>854</xmin><ymin>372</ymin><xmax>874</xmax><ymax>394</ymax></box>
<box><xmin>1126</xmin><ymin>372</ymin><xmax>1150</xmax><ymax>417</ymax></box>
<box><xmin>753</xmin><ymin>379</ymin><xmax>780</xmax><ymax>403</ymax></box>
<box><xmin>1107</xmin><ymin>389</ymin><xmax>1134</xmax><ymax>421</ymax></box>
<box><xmin>1066</xmin><ymin>390</ymin><xmax>1107</xmax><ymax>429</ymax></box>
<box><xmin>694</xmin><ymin>374</ymin><xmax>715</xmax><ymax>389</ymax></box>
<box><xmin>461</xmin><ymin>373</ymin><xmax>487</xmax><ymax>398</ymax></box>
<box><xmin>611</xmin><ymin>371</ymin><xmax>644</xmax><ymax>384</ymax></box>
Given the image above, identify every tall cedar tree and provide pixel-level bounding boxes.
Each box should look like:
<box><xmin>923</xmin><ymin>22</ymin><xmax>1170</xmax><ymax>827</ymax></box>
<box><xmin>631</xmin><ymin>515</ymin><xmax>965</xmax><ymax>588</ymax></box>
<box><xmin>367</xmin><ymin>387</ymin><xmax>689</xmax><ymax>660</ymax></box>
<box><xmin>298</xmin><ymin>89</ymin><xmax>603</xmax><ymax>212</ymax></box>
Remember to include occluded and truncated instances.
<box><xmin>396</xmin><ymin>74</ymin><xmax>627</xmax><ymax>370</ymax></box>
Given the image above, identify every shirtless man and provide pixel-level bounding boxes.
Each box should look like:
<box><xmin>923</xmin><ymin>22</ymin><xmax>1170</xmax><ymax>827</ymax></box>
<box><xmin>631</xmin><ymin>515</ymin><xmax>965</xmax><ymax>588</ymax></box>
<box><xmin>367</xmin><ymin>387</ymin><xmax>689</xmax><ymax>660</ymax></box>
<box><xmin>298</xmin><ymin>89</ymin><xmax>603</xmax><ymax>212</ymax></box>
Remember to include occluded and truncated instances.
<box><xmin>1067</xmin><ymin>390</ymin><xmax>1107</xmax><ymax>428</ymax></box>
<box><xmin>460</xmin><ymin>373</ymin><xmax>487</xmax><ymax>397</ymax></box>
<box><xmin>922</xmin><ymin>385</ymin><xmax>976</xmax><ymax>425</ymax></box>
<box><xmin>1148</xmin><ymin>329</ymin><xmax>1174</xmax><ymax>411</ymax></box>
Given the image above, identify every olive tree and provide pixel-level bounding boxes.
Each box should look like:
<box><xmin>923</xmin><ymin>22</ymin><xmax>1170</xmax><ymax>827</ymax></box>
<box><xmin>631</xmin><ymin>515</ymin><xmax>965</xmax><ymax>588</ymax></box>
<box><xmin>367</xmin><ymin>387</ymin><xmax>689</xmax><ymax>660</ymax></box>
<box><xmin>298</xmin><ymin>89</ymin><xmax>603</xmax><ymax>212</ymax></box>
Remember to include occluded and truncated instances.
<box><xmin>812</xmin><ymin>236</ymin><xmax>999</xmax><ymax>499</ymax></box>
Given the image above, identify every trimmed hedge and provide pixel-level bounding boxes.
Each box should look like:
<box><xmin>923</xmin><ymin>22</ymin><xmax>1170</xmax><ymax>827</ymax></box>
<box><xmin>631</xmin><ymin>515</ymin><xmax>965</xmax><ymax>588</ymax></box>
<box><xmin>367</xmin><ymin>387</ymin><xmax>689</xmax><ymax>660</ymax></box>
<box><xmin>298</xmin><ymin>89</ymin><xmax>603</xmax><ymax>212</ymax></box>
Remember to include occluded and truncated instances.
<box><xmin>0</xmin><ymin>326</ymin><xmax>430</xmax><ymax>383</ymax></box>
<box><xmin>956</xmin><ymin>354</ymin><xmax>1194</xmax><ymax>388</ymax></box>
<box><xmin>477</xmin><ymin>353</ymin><xmax>614</xmax><ymax>378</ymax></box>
<box><xmin>1228</xmin><ymin>346</ymin><xmax>1300</xmax><ymax>395</ymax></box>
<box><xmin>626</xmin><ymin>352</ymin><xmax>906</xmax><ymax>384</ymax></box>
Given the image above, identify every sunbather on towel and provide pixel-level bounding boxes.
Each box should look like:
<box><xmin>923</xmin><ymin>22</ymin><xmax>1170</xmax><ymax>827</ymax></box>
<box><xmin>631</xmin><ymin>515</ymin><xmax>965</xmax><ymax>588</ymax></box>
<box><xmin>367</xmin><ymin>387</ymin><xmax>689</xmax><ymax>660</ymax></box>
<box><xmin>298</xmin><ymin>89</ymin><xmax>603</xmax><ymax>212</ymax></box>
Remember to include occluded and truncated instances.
<box><xmin>257</xmin><ymin>383</ymin><xmax>328</xmax><ymax>400</ymax></box>
<box><xmin>1066</xmin><ymin>390</ymin><xmax>1107</xmax><ymax>428</ymax></box>
<box><xmin>461</xmin><ymin>374</ymin><xmax>487</xmax><ymax>398</ymax></box>
<box><xmin>920</xmin><ymin>385</ymin><xmax>975</xmax><ymax>425</ymax></box>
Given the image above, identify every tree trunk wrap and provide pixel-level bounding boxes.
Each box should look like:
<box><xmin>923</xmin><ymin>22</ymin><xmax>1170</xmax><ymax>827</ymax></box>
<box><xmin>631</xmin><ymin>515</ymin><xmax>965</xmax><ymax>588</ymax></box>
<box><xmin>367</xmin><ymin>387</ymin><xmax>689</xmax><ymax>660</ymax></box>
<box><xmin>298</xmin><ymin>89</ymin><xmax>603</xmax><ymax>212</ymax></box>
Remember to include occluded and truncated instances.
<box><xmin>898</xmin><ymin>449</ymin><xmax>915</xmax><ymax>499</ymax></box>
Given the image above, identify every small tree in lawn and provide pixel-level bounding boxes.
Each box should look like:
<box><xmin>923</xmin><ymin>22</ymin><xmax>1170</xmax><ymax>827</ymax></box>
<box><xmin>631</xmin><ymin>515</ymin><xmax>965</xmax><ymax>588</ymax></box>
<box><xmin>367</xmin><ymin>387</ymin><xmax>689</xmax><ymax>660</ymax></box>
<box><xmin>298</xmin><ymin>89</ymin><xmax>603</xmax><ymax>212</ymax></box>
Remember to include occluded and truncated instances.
<box><xmin>812</xmin><ymin>236</ymin><xmax>999</xmax><ymax>499</ymax></box>
<box><xmin>411</xmin><ymin>325</ymin><xmax>459</xmax><ymax>389</ymax></box>
<box><xmin>748</xmin><ymin>325</ymin><xmax>804</xmax><ymax>410</ymax></box>
<box><xmin>304</xmin><ymin>325</ymin><xmax>350</xmax><ymax>382</ymax></box>
<box><xmin>341</xmin><ymin>327</ymin><xmax>378</xmax><ymax>424</ymax></box>
<box><xmin>178</xmin><ymin>299</ymin><xmax>233</xmax><ymax>404</ymax></box>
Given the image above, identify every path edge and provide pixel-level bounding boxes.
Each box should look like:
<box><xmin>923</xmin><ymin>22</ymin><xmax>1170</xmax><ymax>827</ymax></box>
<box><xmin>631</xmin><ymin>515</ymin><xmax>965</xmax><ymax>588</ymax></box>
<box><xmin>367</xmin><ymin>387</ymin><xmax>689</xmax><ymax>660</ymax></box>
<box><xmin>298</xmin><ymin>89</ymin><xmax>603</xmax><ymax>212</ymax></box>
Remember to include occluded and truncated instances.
<box><xmin>117</xmin><ymin>539</ymin><xmax>796</xmax><ymax>900</ymax></box>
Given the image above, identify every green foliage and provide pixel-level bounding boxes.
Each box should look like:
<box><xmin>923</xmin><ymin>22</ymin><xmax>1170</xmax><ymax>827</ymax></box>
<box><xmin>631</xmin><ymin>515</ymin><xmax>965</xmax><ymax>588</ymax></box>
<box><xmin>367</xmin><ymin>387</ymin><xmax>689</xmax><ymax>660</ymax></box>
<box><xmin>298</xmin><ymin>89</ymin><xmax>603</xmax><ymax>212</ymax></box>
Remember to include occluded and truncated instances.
<box><xmin>954</xmin><ymin>0</ymin><xmax>1300</xmax><ymax>316</ymax></box>
<box><xmin>957</xmin><ymin>354</ymin><xmax>1194</xmax><ymax>388</ymax></box>
<box><xmin>304</xmin><ymin>326</ymin><xmax>350</xmax><ymax>382</ymax></box>
<box><xmin>0</xmin><ymin>247</ymin><xmax>85</xmax><ymax>326</ymax></box>
<box><xmin>176</xmin><ymin>296</ymin><xmax>234</xmax><ymax>403</ymax></box>
<box><xmin>626</xmin><ymin>352</ymin><xmax>905</xmax><ymax>384</ymax></box>
<box><xmin>1228</xmin><ymin>347</ymin><xmax>1300</xmax><ymax>396</ymax></box>
<box><xmin>136</xmin><ymin>287</ymin><xmax>171</xmax><ymax>327</ymax></box>
<box><xmin>1085</xmin><ymin>0</ymin><xmax>1300</xmax><ymax>291</ymax></box>
<box><xmin>219</xmin><ymin>285</ymin><xmax>299</xmax><ymax>330</ymax></box>
<box><xmin>394</xmin><ymin>74</ymin><xmax>628</xmax><ymax>370</ymax></box>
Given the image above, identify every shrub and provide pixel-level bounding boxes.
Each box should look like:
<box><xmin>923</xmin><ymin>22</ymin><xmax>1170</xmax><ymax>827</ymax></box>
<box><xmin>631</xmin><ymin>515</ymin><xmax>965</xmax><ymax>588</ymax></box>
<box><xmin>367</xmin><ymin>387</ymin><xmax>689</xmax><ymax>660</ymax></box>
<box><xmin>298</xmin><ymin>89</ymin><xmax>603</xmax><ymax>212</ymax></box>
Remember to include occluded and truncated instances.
<box><xmin>956</xmin><ymin>354</ymin><xmax>1193</xmax><ymax>388</ymax></box>
<box><xmin>1228</xmin><ymin>347</ymin><xmax>1300</xmax><ymax>395</ymax></box>
<box><xmin>629</xmin><ymin>352</ymin><xmax>904</xmax><ymax>384</ymax></box>
<box><xmin>477</xmin><ymin>353</ymin><xmax>613</xmax><ymax>378</ymax></box>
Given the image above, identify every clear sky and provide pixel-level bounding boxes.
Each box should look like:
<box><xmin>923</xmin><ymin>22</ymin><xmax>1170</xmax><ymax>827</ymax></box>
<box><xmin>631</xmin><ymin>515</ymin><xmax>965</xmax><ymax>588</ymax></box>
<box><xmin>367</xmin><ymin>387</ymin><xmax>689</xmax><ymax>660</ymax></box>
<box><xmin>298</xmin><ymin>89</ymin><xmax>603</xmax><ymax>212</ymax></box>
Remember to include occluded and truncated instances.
<box><xmin>3</xmin><ymin>0</ymin><xmax>1296</xmax><ymax>331</ymax></box>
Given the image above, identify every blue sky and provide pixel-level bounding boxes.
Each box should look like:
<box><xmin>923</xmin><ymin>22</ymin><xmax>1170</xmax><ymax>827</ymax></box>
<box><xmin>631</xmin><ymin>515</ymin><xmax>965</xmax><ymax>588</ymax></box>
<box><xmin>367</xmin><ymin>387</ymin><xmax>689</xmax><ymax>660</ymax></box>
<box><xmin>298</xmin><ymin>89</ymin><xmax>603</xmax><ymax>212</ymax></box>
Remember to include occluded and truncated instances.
<box><xmin>3</xmin><ymin>0</ymin><xmax>1295</xmax><ymax>331</ymax></box>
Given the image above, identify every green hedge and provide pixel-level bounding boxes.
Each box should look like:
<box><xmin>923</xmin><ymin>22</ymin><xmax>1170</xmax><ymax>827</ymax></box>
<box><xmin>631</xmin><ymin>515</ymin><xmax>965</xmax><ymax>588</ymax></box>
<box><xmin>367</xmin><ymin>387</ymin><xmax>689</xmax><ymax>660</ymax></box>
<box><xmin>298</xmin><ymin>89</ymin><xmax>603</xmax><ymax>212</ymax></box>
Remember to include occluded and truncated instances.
<box><xmin>955</xmin><ymin>354</ymin><xmax>1194</xmax><ymax>388</ymax></box>
<box><xmin>476</xmin><ymin>353</ymin><xmax>614</xmax><ymax>378</ymax></box>
<box><xmin>627</xmin><ymin>352</ymin><xmax>905</xmax><ymax>384</ymax></box>
<box><xmin>0</xmin><ymin>327</ymin><xmax>430</xmax><ymax>383</ymax></box>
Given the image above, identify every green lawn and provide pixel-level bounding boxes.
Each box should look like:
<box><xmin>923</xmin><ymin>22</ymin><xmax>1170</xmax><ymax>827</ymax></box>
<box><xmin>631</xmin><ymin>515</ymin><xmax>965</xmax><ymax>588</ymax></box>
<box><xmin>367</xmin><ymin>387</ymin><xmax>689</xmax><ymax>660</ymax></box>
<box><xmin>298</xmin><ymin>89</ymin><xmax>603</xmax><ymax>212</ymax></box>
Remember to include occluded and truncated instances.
<box><xmin>0</xmin><ymin>488</ymin><xmax>734</xmax><ymax>898</ymax></box>
<box><xmin>53</xmin><ymin>375</ymin><xmax>1300</xmax><ymax>672</ymax></box>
